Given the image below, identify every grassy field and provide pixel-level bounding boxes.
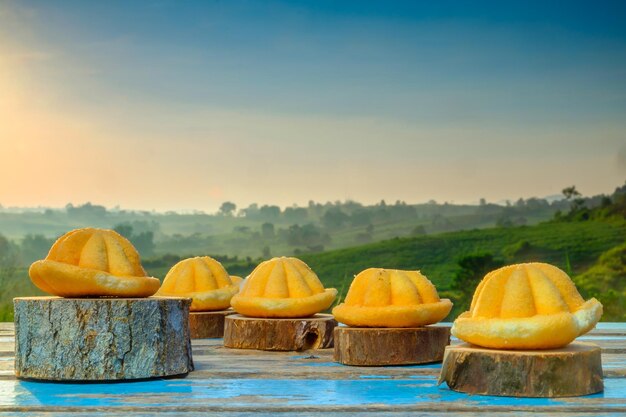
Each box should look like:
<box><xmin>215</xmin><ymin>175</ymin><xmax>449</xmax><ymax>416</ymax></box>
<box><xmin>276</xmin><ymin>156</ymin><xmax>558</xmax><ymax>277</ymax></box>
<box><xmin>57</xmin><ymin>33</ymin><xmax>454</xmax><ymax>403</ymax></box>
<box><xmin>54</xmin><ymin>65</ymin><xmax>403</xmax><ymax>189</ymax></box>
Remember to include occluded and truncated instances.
<box><xmin>2</xmin><ymin>218</ymin><xmax>624</xmax><ymax>322</ymax></box>
<box><xmin>300</xmin><ymin>220</ymin><xmax>626</xmax><ymax>291</ymax></box>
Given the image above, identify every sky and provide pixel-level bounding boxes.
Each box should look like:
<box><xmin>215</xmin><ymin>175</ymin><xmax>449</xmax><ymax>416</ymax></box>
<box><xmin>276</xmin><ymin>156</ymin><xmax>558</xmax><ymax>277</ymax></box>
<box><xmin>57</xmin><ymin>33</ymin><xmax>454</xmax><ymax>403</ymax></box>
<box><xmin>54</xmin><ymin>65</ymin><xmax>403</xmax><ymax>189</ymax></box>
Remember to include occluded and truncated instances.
<box><xmin>1</xmin><ymin>0</ymin><xmax>625</xmax><ymax>212</ymax></box>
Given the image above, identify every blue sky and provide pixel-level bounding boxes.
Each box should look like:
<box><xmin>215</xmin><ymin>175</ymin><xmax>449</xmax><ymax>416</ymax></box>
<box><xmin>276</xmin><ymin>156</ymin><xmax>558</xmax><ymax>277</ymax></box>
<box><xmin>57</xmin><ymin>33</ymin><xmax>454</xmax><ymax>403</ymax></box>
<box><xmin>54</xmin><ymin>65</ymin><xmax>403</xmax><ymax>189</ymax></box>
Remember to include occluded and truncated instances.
<box><xmin>0</xmin><ymin>0</ymin><xmax>625</xmax><ymax>211</ymax></box>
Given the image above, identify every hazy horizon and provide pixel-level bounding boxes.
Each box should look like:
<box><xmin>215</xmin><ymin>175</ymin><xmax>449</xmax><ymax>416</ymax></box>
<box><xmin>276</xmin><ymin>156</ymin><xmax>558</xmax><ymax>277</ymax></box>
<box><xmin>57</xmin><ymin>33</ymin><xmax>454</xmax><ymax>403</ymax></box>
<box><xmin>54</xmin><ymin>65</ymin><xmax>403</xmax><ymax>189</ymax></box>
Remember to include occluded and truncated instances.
<box><xmin>0</xmin><ymin>190</ymin><xmax>572</xmax><ymax>214</ymax></box>
<box><xmin>1</xmin><ymin>0</ymin><xmax>625</xmax><ymax>212</ymax></box>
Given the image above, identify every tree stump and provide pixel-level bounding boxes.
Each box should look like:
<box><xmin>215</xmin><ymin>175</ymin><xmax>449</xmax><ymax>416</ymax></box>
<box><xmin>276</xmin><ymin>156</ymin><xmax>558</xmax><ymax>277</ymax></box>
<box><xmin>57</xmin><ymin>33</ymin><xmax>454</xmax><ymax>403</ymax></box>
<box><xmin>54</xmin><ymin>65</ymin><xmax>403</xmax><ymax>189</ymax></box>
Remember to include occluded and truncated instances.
<box><xmin>14</xmin><ymin>296</ymin><xmax>194</xmax><ymax>381</ymax></box>
<box><xmin>223</xmin><ymin>314</ymin><xmax>337</xmax><ymax>351</ymax></box>
<box><xmin>438</xmin><ymin>342</ymin><xmax>603</xmax><ymax>397</ymax></box>
<box><xmin>189</xmin><ymin>310</ymin><xmax>235</xmax><ymax>339</ymax></box>
<box><xmin>334</xmin><ymin>326</ymin><xmax>450</xmax><ymax>366</ymax></box>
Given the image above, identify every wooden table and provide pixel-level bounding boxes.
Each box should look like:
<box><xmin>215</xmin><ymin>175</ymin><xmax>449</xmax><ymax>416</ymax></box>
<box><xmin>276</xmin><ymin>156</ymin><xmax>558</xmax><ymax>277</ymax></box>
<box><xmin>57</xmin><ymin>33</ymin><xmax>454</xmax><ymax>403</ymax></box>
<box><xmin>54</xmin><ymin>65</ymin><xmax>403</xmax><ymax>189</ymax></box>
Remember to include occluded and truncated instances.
<box><xmin>1</xmin><ymin>322</ymin><xmax>625</xmax><ymax>416</ymax></box>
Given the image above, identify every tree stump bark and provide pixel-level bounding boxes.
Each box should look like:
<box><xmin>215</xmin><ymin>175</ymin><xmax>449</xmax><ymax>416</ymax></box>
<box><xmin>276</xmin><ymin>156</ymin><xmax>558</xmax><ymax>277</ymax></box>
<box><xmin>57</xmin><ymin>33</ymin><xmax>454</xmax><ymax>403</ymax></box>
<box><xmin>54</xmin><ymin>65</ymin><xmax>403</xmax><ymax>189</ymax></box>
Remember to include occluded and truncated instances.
<box><xmin>438</xmin><ymin>342</ymin><xmax>603</xmax><ymax>397</ymax></box>
<box><xmin>333</xmin><ymin>326</ymin><xmax>450</xmax><ymax>366</ymax></box>
<box><xmin>189</xmin><ymin>309</ymin><xmax>235</xmax><ymax>339</ymax></box>
<box><xmin>14</xmin><ymin>296</ymin><xmax>194</xmax><ymax>381</ymax></box>
<box><xmin>223</xmin><ymin>314</ymin><xmax>337</xmax><ymax>351</ymax></box>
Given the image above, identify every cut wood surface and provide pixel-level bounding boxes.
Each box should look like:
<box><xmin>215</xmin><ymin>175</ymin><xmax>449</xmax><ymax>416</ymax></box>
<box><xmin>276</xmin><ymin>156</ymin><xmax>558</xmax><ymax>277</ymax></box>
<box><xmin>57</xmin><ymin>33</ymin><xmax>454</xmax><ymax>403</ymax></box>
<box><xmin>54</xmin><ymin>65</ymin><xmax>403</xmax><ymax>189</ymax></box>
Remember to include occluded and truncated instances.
<box><xmin>189</xmin><ymin>310</ymin><xmax>235</xmax><ymax>339</ymax></box>
<box><xmin>1</xmin><ymin>322</ymin><xmax>625</xmax><ymax>415</ymax></box>
<box><xmin>334</xmin><ymin>325</ymin><xmax>450</xmax><ymax>366</ymax></box>
<box><xmin>439</xmin><ymin>342</ymin><xmax>604</xmax><ymax>397</ymax></box>
<box><xmin>13</xmin><ymin>296</ymin><xmax>194</xmax><ymax>381</ymax></box>
<box><xmin>223</xmin><ymin>314</ymin><xmax>337</xmax><ymax>351</ymax></box>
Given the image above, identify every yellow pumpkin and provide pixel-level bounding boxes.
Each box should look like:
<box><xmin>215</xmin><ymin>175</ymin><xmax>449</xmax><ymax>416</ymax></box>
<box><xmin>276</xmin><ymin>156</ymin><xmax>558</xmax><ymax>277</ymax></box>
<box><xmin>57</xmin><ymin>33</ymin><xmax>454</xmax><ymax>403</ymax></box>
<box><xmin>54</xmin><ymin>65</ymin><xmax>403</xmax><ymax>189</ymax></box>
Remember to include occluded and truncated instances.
<box><xmin>452</xmin><ymin>262</ymin><xmax>602</xmax><ymax>349</ymax></box>
<box><xmin>230</xmin><ymin>257</ymin><xmax>337</xmax><ymax>318</ymax></box>
<box><xmin>332</xmin><ymin>268</ymin><xmax>452</xmax><ymax>327</ymax></box>
<box><xmin>156</xmin><ymin>256</ymin><xmax>242</xmax><ymax>311</ymax></box>
<box><xmin>29</xmin><ymin>228</ymin><xmax>160</xmax><ymax>297</ymax></box>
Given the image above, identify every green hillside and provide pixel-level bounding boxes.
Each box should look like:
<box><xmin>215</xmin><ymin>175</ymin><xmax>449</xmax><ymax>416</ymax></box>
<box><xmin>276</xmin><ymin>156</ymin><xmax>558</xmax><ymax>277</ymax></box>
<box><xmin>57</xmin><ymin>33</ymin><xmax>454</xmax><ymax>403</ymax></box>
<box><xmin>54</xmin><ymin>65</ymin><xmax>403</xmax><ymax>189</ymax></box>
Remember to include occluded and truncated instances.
<box><xmin>575</xmin><ymin>243</ymin><xmax>626</xmax><ymax>320</ymax></box>
<box><xmin>299</xmin><ymin>220</ymin><xmax>625</xmax><ymax>290</ymax></box>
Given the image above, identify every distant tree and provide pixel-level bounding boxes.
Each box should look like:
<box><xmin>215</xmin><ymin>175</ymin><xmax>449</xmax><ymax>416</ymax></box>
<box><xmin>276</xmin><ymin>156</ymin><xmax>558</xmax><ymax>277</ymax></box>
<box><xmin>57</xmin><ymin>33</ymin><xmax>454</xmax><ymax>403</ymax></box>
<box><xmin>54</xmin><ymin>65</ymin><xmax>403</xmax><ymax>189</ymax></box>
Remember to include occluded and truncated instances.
<box><xmin>389</xmin><ymin>202</ymin><xmax>416</xmax><ymax>220</ymax></box>
<box><xmin>322</xmin><ymin>208</ymin><xmax>349</xmax><ymax>229</ymax></box>
<box><xmin>261</xmin><ymin>222</ymin><xmax>275</xmax><ymax>239</ymax></box>
<box><xmin>284</xmin><ymin>223</ymin><xmax>330</xmax><ymax>247</ymax></box>
<box><xmin>306</xmin><ymin>200</ymin><xmax>324</xmax><ymax>219</ymax></box>
<box><xmin>262</xmin><ymin>245</ymin><xmax>271</xmax><ymax>259</ymax></box>
<box><xmin>525</xmin><ymin>197</ymin><xmax>549</xmax><ymax>211</ymax></box>
<box><xmin>350</xmin><ymin>209</ymin><xmax>372</xmax><ymax>227</ymax></box>
<box><xmin>66</xmin><ymin>202</ymin><xmax>107</xmax><ymax>219</ymax></box>
<box><xmin>561</xmin><ymin>185</ymin><xmax>587</xmax><ymax>217</ymax></box>
<box><xmin>129</xmin><ymin>220</ymin><xmax>160</xmax><ymax>235</ymax></box>
<box><xmin>241</xmin><ymin>203</ymin><xmax>260</xmax><ymax>219</ymax></box>
<box><xmin>259</xmin><ymin>205</ymin><xmax>281</xmax><ymax>220</ymax></box>
<box><xmin>131</xmin><ymin>231</ymin><xmax>155</xmax><ymax>257</ymax></box>
<box><xmin>366</xmin><ymin>224</ymin><xmax>375</xmax><ymax>234</ymax></box>
<box><xmin>341</xmin><ymin>200</ymin><xmax>364</xmax><ymax>213</ymax></box>
<box><xmin>285</xmin><ymin>224</ymin><xmax>304</xmax><ymax>246</ymax></box>
<box><xmin>479</xmin><ymin>198</ymin><xmax>486</xmax><ymax>206</ymax></box>
<box><xmin>114</xmin><ymin>223</ymin><xmax>134</xmax><ymax>239</ymax></box>
<box><xmin>373</xmin><ymin>206</ymin><xmax>391</xmax><ymax>221</ymax></box>
<box><xmin>562</xmin><ymin>186</ymin><xmax>581</xmax><ymax>200</ymax></box>
<box><xmin>21</xmin><ymin>234</ymin><xmax>54</xmax><ymax>264</ymax></box>
<box><xmin>284</xmin><ymin>207</ymin><xmax>308</xmax><ymax>223</ymax></box>
<box><xmin>219</xmin><ymin>201</ymin><xmax>237</xmax><ymax>216</ymax></box>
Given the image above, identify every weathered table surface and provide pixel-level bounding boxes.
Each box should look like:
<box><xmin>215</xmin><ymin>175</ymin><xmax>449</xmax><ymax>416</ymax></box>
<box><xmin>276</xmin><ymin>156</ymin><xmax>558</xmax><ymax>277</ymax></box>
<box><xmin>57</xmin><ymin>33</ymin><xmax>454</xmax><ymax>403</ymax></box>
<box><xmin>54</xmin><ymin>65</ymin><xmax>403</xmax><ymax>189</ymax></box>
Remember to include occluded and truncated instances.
<box><xmin>1</xmin><ymin>322</ymin><xmax>625</xmax><ymax>416</ymax></box>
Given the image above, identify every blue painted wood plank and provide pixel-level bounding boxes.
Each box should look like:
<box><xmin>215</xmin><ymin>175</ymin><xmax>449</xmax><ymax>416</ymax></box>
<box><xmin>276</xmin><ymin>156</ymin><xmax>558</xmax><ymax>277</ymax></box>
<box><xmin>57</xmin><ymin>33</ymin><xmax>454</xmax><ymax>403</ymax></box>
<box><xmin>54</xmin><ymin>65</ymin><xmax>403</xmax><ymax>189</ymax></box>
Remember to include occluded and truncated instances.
<box><xmin>596</xmin><ymin>323</ymin><xmax>626</xmax><ymax>331</ymax></box>
<box><xmin>1</xmin><ymin>321</ymin><xmax>626</xmax><ymax>413</ymax></box>
<box><xmin>1</xmin><ymin>376</ymin><xmax>626</xmax><ymax>411</ymax></box>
